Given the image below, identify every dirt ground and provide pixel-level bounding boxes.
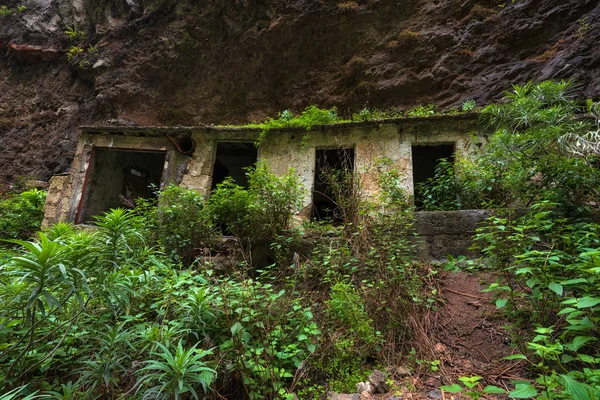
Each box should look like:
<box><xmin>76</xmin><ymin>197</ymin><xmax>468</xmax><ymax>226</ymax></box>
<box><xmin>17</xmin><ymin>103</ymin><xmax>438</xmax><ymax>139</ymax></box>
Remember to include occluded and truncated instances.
<box><xmin>386</xmin><ymin>270</ymin><xmax>527</xmax><ymax>399</ymax></box>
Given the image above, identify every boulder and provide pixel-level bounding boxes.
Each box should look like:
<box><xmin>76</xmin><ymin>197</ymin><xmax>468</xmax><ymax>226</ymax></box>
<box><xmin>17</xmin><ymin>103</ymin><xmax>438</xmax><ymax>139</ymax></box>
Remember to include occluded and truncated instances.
<box><xmin>369</xmin><ymin>369</ymin><xmax>388</xmax><ymax>393</ymax></box>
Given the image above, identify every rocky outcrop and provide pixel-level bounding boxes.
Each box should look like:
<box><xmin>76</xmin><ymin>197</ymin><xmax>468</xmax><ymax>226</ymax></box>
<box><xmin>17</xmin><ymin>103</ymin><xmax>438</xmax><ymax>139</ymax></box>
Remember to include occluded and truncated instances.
<box><xmin>1</xmin><ymin>0</ymin><xmax>599</xmax><ymax>183</ymax></box>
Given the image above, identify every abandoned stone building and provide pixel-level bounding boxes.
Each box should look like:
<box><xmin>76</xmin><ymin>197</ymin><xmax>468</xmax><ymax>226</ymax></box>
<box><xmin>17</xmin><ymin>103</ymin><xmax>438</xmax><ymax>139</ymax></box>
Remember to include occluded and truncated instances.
<box><xmin>42</xmin><ymin>113</ymin><xmax>488</xmax><ymax>259</ymax></box>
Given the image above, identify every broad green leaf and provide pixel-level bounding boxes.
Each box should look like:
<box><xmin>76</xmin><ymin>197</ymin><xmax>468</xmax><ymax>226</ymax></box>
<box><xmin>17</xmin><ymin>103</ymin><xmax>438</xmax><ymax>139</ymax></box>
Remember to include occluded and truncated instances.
<box><xmin>564</xmin><ymin>336</ymin><xmax>595</xmax><ymax>352</ymax></box>
<box><xmin>577</xmin><ymin>297</ymin><xmax>600</xmax><ymax>309</ymax></box>
<box><xmin>230</xmin><ymin>322</ymin><xmax>243</xmax><ymax>336</ymax></box>
<box><xmin>509</xmin><ymin>383</ymin><xmax>537</xmax><ymax>398</ymax></box>
<box><xmin>560</xmin><ymin>375</ymin><xmax>591</xmax><ymax>400</ymax></box>
<box><xmin>496</xmin><ymin>298</ymin><xmax>508</xmax><ymax>309</ymax></box>
<box><xmin>562</xmin><ymin>278</ymin><xmax>588</xmax><ymax>285</ymax></box>
<box><xmin>440</xmin><ymin>384</ymin><xmax>462</xmax><ymax>393</ymax></box>
<box><xmin>557</xmin><ymin>307</ymin><xmax>577</xmax><ymax>315</ymax></box>
<box><xmin>526</xmin><ymin>277</ymin><xmax>540</xmax><ymax>288</ymax></box>
<box><xmin>548</xmin><ymin>282</ymin><xmax>563</xmax><ymax>296</ymax></box>
<box><xmin>578</xmin><ymin>354</ymin><xmax>596</xmax><ymax>363</ymax></box>
<box><xmin>483</xmin><ymin>385</ymin><xmax>507</xmax><ymax>394</ymax></box>
<box><xmin>516</xmin><ymin>267</ymin><xmax>533</xmax><ymax>275</ymax></box>
<box><xmin>561</xmin><ymin>354</ymin><xmax>576</xmax><ymax>363</ymax></box>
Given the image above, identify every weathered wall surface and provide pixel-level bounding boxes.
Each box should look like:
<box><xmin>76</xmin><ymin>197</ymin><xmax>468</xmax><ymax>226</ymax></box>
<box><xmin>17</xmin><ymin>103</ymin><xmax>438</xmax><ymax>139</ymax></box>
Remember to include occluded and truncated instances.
<box><xmin>42</xmin><ymin>174</ymin><xmax>72</xmax><ymax>229</ymax></box>
<box><xmin>260</xmin><ymin>115</ymin><xmax>480</xmax><ymax>212</ymax></box>
<box><xmin>42</xmin><ymin>115</ymin><xmax>481</xmax><ymax>226</ymax></box>
<box><xmin>415</xmin><ymin>210</ymin><xmax>492</xmax><ymax>261</ymax></box>
<box><xmin>61</xmin><ymin>132</ymin><xmax>191</xmax><ymax>223</ymax></box>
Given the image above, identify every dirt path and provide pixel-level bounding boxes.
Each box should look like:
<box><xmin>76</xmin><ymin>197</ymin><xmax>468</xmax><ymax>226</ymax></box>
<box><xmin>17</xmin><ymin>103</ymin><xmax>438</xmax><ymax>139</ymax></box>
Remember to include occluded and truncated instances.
<box><xmin>417</xmin><ymin>270</ymin><xmax>525</xmax><ymax>398</ymax></box>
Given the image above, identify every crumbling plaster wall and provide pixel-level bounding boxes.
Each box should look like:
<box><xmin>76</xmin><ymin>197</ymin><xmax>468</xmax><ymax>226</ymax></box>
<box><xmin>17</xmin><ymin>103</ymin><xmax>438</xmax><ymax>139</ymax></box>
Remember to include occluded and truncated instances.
<box><xmin>181</xmin><ymin>130</ymin><xmax>257</xmax><ymax>195</ymax></box>
<box><xmin>42</xmin><ymin>116</ymin><xmax>481</xmax><ymax>226</ymax></box>
<box><xmin>259</xmin><ymin>117</ymin><xmax>479</xmax><ymax>214</ymax></box>
<box><xmin>42</xmin><ymin>174</ymin><xmax>72</xmax><ymax>229</ymax></box>
<box><xmin>59</xmin><ymin>132</ymin><xmax>191</xmax><ymax>223</ymax></box>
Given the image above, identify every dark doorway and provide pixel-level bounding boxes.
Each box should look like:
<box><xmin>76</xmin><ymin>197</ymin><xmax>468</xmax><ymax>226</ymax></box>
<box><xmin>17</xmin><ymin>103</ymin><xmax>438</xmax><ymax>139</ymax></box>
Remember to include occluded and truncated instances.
<box><xmin>211</xmin><ymin>142</ymin><xmax>258</xmax><ymax>189</ymax></box>
<box><xmin>78</xmin><ymin>148</ymin><xmax>166</xmax><ymax>223</ymax></box>
<box><xmin>312</xmin><ymin>148</ymin><xmax>355</xmax><ymax>222</ymax></box>
<box><xmin>412</xmin><ymin>144</ymin><xmax>455</xmax><ymax>208</ymax></box>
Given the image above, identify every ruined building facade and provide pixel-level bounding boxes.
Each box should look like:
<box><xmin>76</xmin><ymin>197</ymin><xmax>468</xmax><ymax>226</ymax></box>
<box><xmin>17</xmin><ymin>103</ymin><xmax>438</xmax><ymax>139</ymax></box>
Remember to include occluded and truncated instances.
<box><xmin>42</xmin><ymin>114</ymin><xmax>487</xmax><ymax>259</ymax></box>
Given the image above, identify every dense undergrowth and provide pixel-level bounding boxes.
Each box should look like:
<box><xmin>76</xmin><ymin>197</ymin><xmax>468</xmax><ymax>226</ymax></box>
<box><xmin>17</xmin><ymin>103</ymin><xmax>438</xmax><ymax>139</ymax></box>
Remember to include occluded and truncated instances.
<box><xmin>434</xmin><ymin>81</ymin><xmax>600</xmax><ymax>399</ymax></box>
<box><xmin>0</xmin><ymin>157</ymin><xmax>430</xmax><ymax>399</ymax></box>
<box><xmin>417</xmin><ymin>80</ymin><xmax>600</xmax><ymax>213</ymax></box>
<box><xmin>1</xmin><ymin>80</ymin><xmax>600</xmax><ymax>399</ymax></box>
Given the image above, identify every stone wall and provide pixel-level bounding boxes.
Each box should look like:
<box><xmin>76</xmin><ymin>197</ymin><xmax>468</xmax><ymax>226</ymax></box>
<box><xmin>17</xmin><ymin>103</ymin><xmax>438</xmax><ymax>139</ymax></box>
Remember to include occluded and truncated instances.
<box><xmin>41</xmin><ymin>174</ymin><xmax>72</xmax><ymax>229</ymax></box>
<box><xmin>414</xmin><ymin>210</ymin><xmax>492</xmax><ymax>261</ymax></box>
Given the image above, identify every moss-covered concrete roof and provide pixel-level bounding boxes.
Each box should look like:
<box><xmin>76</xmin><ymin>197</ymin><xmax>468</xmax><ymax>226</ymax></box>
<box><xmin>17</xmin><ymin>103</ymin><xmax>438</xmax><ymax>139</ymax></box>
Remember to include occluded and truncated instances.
<box><xmin>79</xmin><ymin>112</ymin><xmax>479</xmax><ymax>137</ymax></box>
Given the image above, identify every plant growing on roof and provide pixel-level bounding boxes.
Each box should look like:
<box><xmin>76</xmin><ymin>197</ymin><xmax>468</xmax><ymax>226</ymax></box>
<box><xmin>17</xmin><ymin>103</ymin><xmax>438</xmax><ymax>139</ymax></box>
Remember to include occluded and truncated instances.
<box><xmin>250</xmin><ymin>106</ymin><xmax>347</xmax><ymax>146</ymax></box>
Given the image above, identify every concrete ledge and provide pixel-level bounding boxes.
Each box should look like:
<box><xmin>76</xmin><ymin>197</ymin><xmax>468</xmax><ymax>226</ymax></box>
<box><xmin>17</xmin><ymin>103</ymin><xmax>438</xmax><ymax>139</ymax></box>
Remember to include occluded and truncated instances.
<box><xmin>415</xmin><ymin>210</ymin><xmax>492</xmax><ymax>261</ymax></box>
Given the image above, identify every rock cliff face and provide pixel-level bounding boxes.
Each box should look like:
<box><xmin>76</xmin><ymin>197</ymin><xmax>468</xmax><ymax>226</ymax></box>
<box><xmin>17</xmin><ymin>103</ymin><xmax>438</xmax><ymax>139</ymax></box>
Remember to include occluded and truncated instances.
<box><xmin>1</xmin><ymin>0</ymin><xmax>599</xmax><ymax>183</ymax></box>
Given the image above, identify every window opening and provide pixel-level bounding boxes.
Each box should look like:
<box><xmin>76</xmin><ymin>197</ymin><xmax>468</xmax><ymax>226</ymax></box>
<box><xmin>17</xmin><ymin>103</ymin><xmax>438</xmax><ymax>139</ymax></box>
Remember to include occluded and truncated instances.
<box><xmin>312</xmin><ymin>148</ymin><xmax>355</xmax><ymax>222</ymax></box>
<box><xmin>411</xmin><ymin>144</ymin><xmax>455</xmax><ymax>209</ymax></box>
<box><xmin>211</xmin><ymin>142</ymin><xmax>258</xmax><ymax>190</ymax></box>
<box><xmin>78</xmin><ymin>148</ymin><xmax>166</xmax><ymax>223</ymax></box>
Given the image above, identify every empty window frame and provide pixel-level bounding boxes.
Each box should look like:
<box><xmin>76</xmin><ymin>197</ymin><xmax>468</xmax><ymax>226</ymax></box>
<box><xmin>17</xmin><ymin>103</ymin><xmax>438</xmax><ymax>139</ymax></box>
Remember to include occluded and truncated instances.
<box><xmin>211</xmin><ymin>142</ymin><xmax>258</xmax><ymax>190</ymax></box>
<box><xmin>312</xmin><ymin>148</ymin><xmax>355</xmax><ymax>222</ymax></box>
<box><xmin>77</xmin><ymin>148</ymin><xmax>166</xmax><ymax>223</ymax></box>
<box><xmin>411</xmin><ymin>143</ymin><xmax>455</xmax><ymax>209</ymax></box>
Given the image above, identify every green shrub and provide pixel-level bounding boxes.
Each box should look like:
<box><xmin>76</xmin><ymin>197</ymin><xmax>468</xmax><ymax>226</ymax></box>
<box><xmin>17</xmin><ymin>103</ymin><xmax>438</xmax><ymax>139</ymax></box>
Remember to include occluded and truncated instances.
<box><xmin>215</xmin><ymin>277</ymin><xmax>320</xmax><ymax>399</ymax></box>
<box><xmin>406</xmin><ymin>104</ymin><xmax>435</xmax><ymax>117</ymax></box>
<box><xmin>248</xmin><ymin>106</ymin><xmax>348</xmax><ymax>145</ymax></box>
<box><xmin>326</xmin><ymin>281</ymin><xmax>376</xmax><ymax>345</ymax></box>
<box><xmin>136</xmin><ymin>341</ymin><xmax>215</xmax><ymax>399</ymax></box>
<box><xmin>474</xmin><ymin>204</ymin><xmax>600</xmax><ymax>399</ymax></box>
<box><xmin>415</xmin><ymin>158</ymin><xmax>460</xmax><ymax>211</ymax></box>
<box><xmin>206</xmin><ymin>178</ymin><xmax>253</xmax><ymax>237</ymax></box>
<box><xmin>0</xmin><ymin>189</ymin><xmax>47</xmax><ymax>242</ymax></box>
<box><xmin>460</xmin><ymin>80</ymin><xmax>600</xmax><ymax>213</ymax></box>
<box><xmin>146</xmin><ymin>185</ymin><xmax>219</xmax><ymax>264</ymax></box>
<box><xmin>207</xmin><ymin>161</ymin><xmax>304</xmax><ymax>262</ymax></box>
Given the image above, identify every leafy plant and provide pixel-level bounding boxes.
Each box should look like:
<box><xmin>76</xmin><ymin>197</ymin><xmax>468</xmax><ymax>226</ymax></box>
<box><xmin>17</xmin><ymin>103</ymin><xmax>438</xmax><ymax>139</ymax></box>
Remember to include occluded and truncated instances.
<box><xmin>207</xmin><ymin>161</ymin><xmax>303</xmax><ymax>265</ymax></box>
<box><xmin>0</xmin><ymin>189</ymin><xmax>47</xmax><ymax>242</ymax></box>
<box><xmin>0</xmin><ymin>232</ymin><xmax>90</xmax><ymax>382</ymax></box>
<box><xmin>137</xmin><ymin>341</ymin><xmax>215</xmax><ymax>400</ymax></box>
<box><xmin>147</xmin><ymin>185</ymin><xmax>219</xmax><ymax>264</ymax></box>
<box><xmin>476</xmin><ymin>204</ymin><xmax>600</xmax><ymax>398</ymax></box>
<box><xmin>406</xmin><ymin>104</ymin><xmax>436</xmax><ymax>117</ymax></box>
<box><xmin>248</xmin><ymin>106</ymin><xmax>347</xmax><ymax>145</ymax></box>
<box><xmin>461</xmin><ymin>80</ymin><xmax>600</xmax><ymax>212</ymax></box>
<box><xmin>414</xmin><ymin>157</ymin><xmax>460</xmax><ymax>210</ymax></box>
<box><xmin>64</xmin><ymin>27</ymin><xmax>86</xmax><ymax>42</ymax></box>
<box><xmin>66</xmin><ymin>46</ymin><xmax>83</xmax><ymax>60</ymax></box>
<box><xmin>79</xmin><ymin>323</ymin><xmax>135</xmax><ymax>395</ymax></box>
<box><xmin>440</xmin><ymin>376</ymin><xmax>506</xmax><ymax>399</ymax></box>
<box><xmin>0</xmin><ymin>6</ymin><xmax>12</xmax><ymax>16</ymax></box>
<box><xmin>216</xmin><ymin>277</ymin><xmax>320</xmax><ymax>399</ymax></box>
<box><xmin>0</xmin><ymin>386</ymin><xmax>49</xmax><ymax>399</ymax></box>
<box><xmin>462</xmin><ymin>99</ymin><xmax>476</xmax><ymax>112</ymax></box>
<box><xmin>326</xmin><ymin>281</ymin><xmax>377</xmax><ymax>345</ymax></box>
